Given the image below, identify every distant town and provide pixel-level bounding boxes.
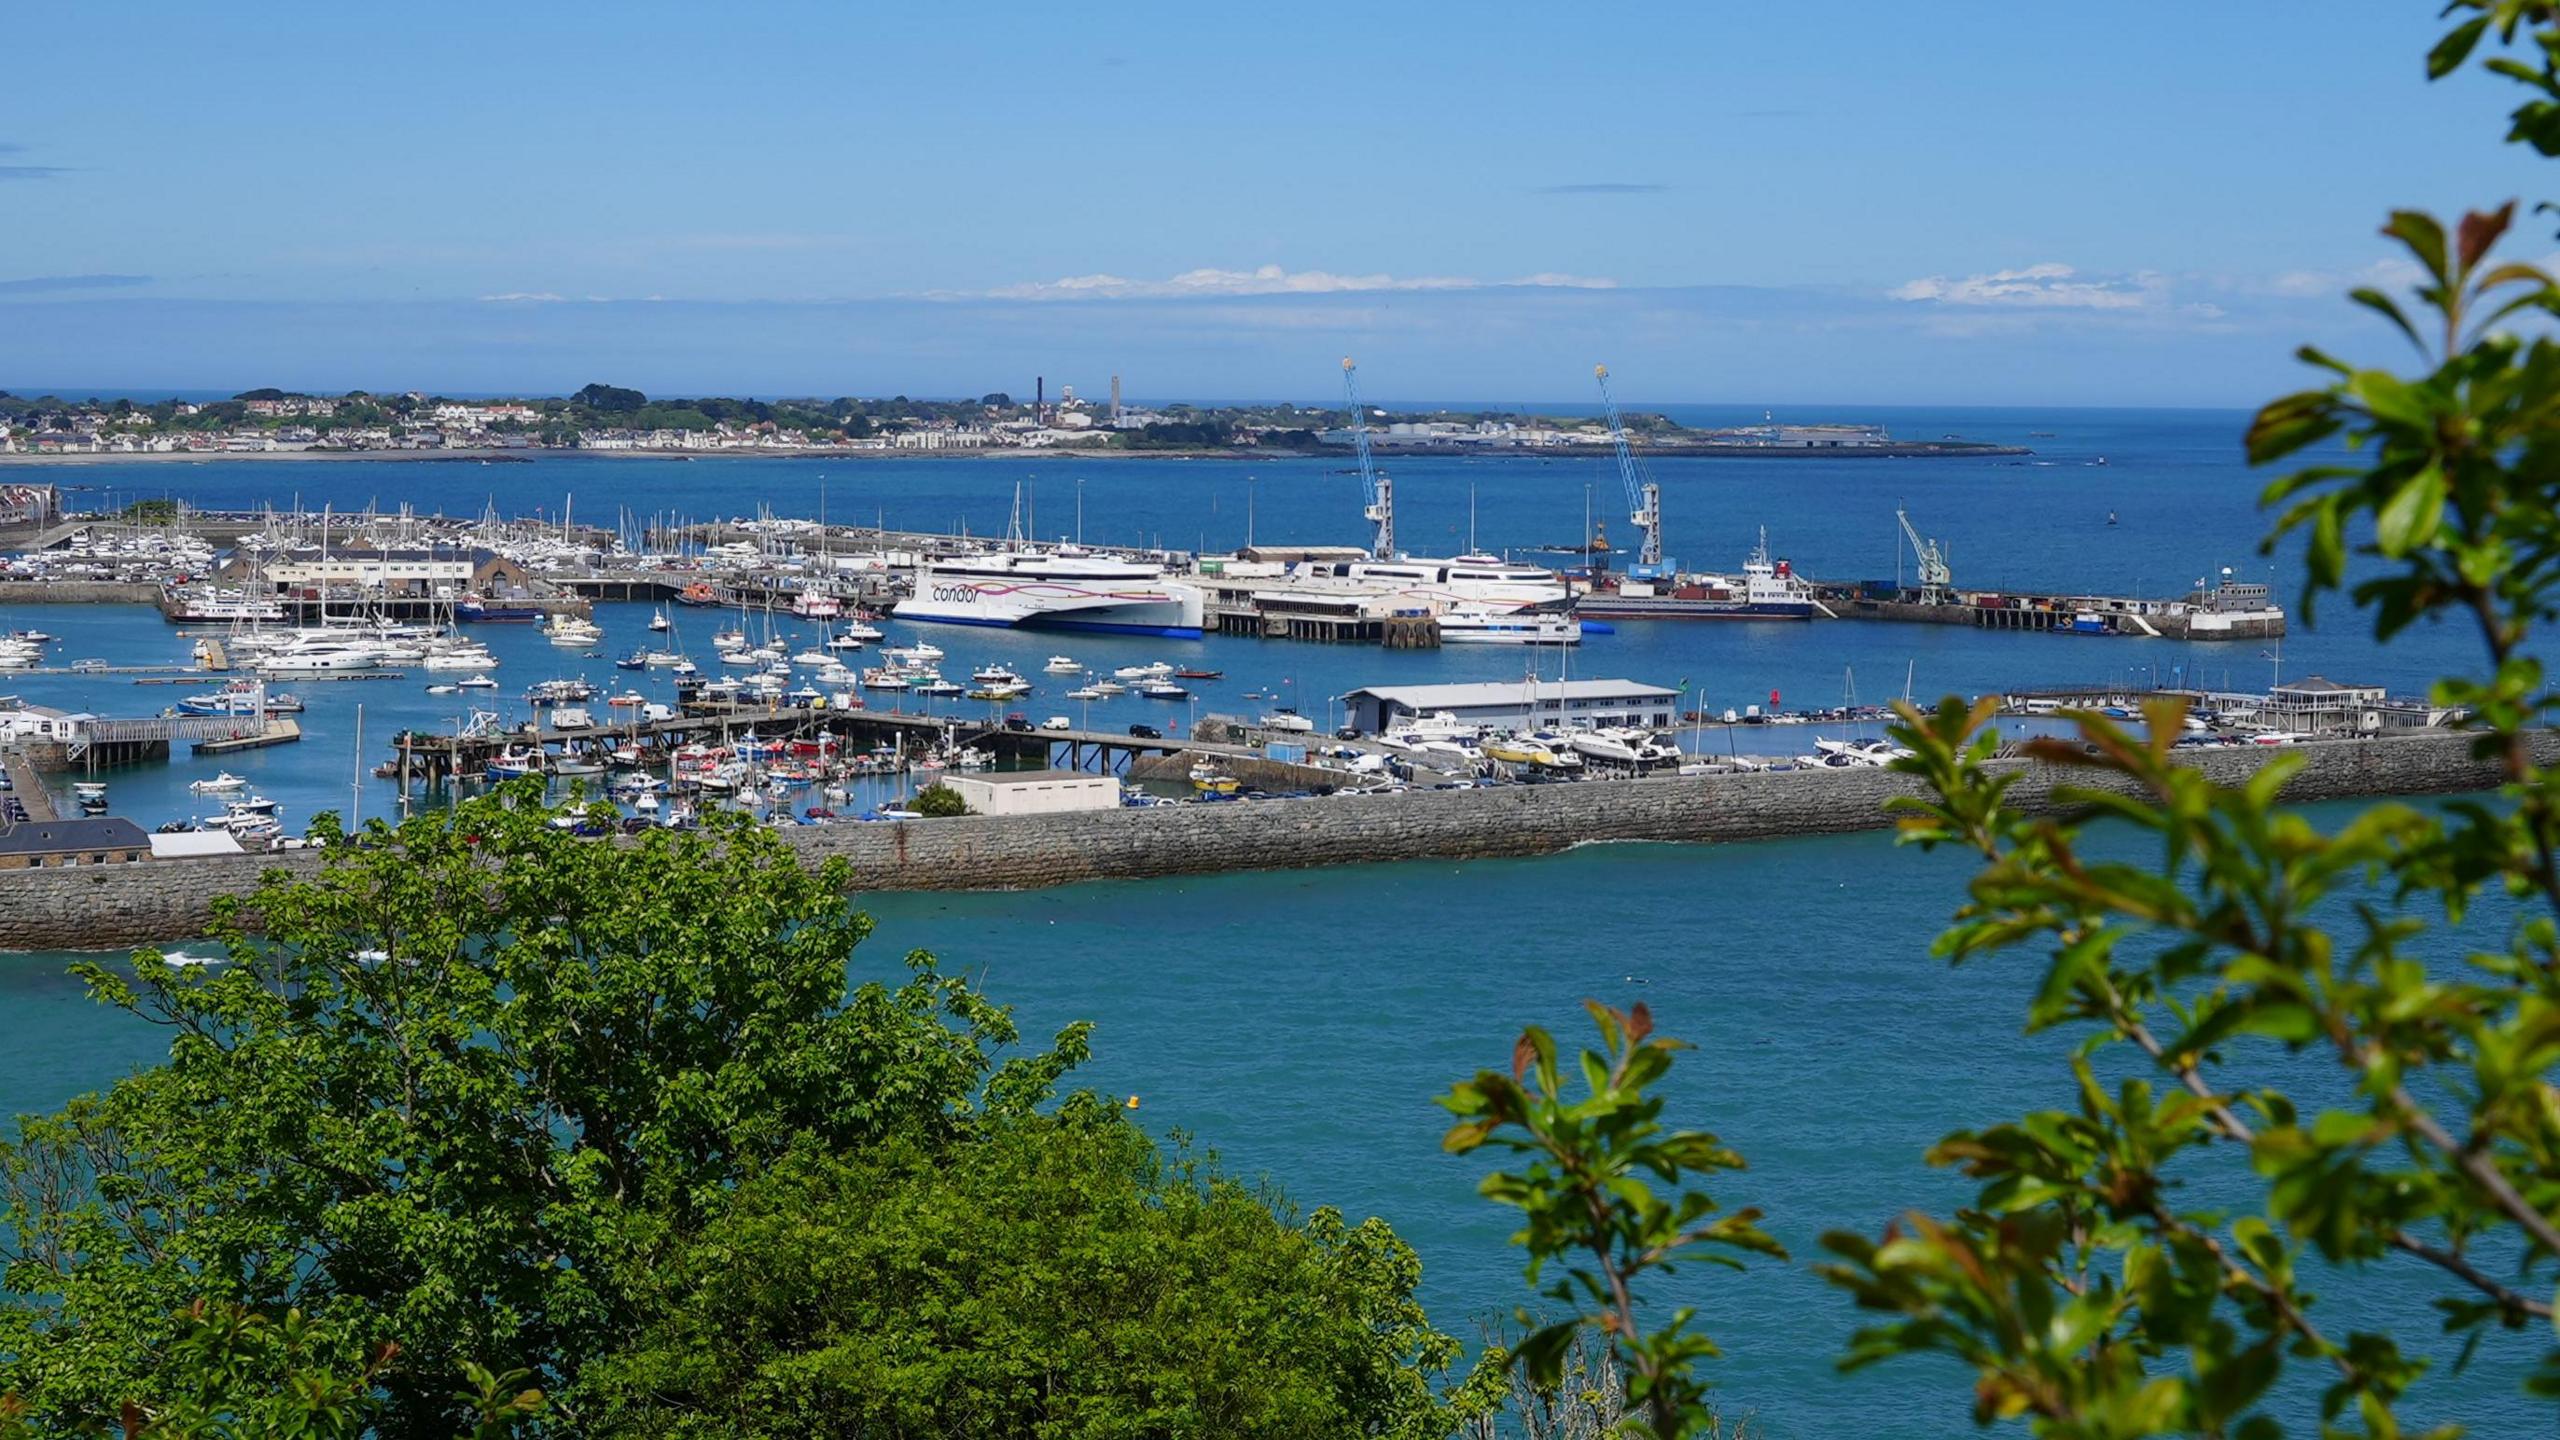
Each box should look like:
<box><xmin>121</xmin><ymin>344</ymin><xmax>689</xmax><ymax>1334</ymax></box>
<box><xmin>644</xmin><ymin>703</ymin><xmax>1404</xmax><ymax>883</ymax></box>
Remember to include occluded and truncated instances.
<box><xmin>0</xmin><ymin>381</ymin><xmax>2007</xmax><ymax>461</ymax></box>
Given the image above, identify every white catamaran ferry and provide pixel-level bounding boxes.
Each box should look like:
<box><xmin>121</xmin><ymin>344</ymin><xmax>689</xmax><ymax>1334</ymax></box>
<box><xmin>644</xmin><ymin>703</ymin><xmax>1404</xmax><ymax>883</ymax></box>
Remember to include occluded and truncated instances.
<box><xmin>894</xmin><ymin>550</ymin><xmax>1206</xmax><ymax>637</ymax></box>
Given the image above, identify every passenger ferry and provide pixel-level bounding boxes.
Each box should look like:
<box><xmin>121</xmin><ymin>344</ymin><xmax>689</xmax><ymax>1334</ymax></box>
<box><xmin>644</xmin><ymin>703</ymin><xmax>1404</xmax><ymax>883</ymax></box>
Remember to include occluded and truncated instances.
<box><xmin>1296</xmin><ymin>555</ymin><xmax>1569</xmax><ymax>613</ymax></box>
<box><xmin>1437</xmin><ymin>608</ymin><xmax>1583</xmax><ymax>645</ymax></box>
<box><xmin>895</xmin><ymin>550</ymin><xmax>1205</xmax><ymax>637</ymax></box>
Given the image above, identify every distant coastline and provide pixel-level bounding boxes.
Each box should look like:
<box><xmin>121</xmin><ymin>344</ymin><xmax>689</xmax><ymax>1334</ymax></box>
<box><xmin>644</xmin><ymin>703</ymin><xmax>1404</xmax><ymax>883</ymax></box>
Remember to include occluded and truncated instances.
<box><xmin>0</xmin><ymin>439</ymin><xmax>2028</xmax><ymax>468</ymax></box>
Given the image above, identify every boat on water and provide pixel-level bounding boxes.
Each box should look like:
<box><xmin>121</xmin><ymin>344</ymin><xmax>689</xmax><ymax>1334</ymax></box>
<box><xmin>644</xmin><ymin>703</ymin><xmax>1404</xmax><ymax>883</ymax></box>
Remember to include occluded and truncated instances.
<box><xmin>648</xmin><ymin>608</ymin><xmax>671</xmax><ymax>632</ymax></box>
<box><xmin>1114</xmin><ymin>661</ymin><xmax>1173</xmax><ymax>680</ymax></box>
<box><xmin>1137</xmin><ymin>678</ymin><xmax>1190</xmax><ymax>700</ymax></box>
<box><xmin>456</xmin><ymin>673</ymin><xmax>500</xmax><ymax>690</ymax></box>
<box><xmin>175</xmin><ymin>680</ymin><xmax>300</xmax><ymax>716</ymax></box>
<box><xmin>527</xmin><ymin>678</ymin><xmax>595</xmax><ymax>705</ymax></box>
<box><xmin>1438</xmin><ymin>608</ymin><xmax>1584</xmax><ymax>645</ymax></box>
<box><xmin>968</xmin><ymin>680</ymin><xmax>1032</xmax><ymax>701</ymax></box>
<box><xmin>1089</xmin><ymin>679</ymin><xmax>1128</xmax><ymax>696</ymax></box>
<box><xmin>790</xmin><ymin>590</ymin><xmax>843</xmax><ymax>620</ymax></box>
<box><xmin>880</xmin><ymin>642</ymin><xmax>945</xmax><ymax>666</ymax></box>
<box><xmin>674</xmin><ymin>582</ymin><xmax>718</xmax><ymax>607</ymax></box>
<box><xmin>1044</xmin><ymin>655</ymin><xmax>1083</xmax><ymax>673</ymax></box>
<box><xmin>912</xmin><ymin>676</ymin><xmax>965</xmax><ymax>697</ymax></box>
<box><xmin>970</xmin><ymin>664</ymin><xmax>1027</xmax><ymax>686</ymax></box>
<box><xmin>1577</xmin><ymin>531</ymin><xmax>1820</xmax><ymax>621</ymax></box>
<box><xmin>1174</xmin><ymin>666</ymin><xmax>1223</xmax><ymax>680</ymax></box>
<box><xmin>861</xmin><ymin>669</ymin><xmax>914</xmax><ymax>691</ymax></box>
<box><xmin>841</xmin><ymin>619</ymin><xmax>886</xmax><ymax>641</ymax></box>
<box><xmin>1065</xmin><ymin>686</ymin><xmax>1103</xmax><ymax>700</ymax></box>
<box><xmin>894</xmin><ymin>549</ymin><xmax>1206</xmax><ymax>637</ymax></box>
<box><xmin>484</xmin><ymin>747</ymin><xmax>545</xmax><ymax>780</ymax></box>
<box><xmin>545</xmin><ymin>614</ymin><xmax>603</xmax><ymax>647</ymax></box>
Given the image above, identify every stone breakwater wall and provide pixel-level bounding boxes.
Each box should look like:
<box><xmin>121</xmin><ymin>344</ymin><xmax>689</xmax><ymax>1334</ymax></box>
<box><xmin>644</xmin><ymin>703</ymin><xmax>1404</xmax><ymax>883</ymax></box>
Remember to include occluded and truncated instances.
<box><xmin>0</xmin><ymin>732</ymin><xmax>2527</xmax><ymax>952</ymax></box>
<box><xmin>0</xmin><ymin>581</ymin><xmax>159</xmax><ymax>606</ymax></box>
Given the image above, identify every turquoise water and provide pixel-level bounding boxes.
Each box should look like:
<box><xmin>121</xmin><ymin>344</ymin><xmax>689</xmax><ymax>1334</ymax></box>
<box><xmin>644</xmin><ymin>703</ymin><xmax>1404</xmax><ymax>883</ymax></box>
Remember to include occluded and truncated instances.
<box><xmin>1</xmin><ymin>409</ymin><xmax>2543</xmax><ymax>1433</ymax></box>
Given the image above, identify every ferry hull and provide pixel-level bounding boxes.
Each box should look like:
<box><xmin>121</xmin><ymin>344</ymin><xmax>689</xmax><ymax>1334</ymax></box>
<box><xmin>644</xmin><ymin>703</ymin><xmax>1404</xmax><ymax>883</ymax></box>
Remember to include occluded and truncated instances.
<box><xmin>895</xmin><ymin>577</ymin><xmax>1206</xmax><ymax>639</ymax></box>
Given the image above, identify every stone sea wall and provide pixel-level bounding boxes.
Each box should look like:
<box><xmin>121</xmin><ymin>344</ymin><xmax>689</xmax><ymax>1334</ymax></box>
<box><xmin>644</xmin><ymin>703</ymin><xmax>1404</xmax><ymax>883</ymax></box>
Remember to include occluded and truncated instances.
<box><xmin>0</xmin><ymin>581</ymin><xmax>159</xmax><ymax>606</ymax></box>
<box><xmin>0</xmin><ymin>732</ymin><xmax>2521</xmax><ymax>951</ymax></box>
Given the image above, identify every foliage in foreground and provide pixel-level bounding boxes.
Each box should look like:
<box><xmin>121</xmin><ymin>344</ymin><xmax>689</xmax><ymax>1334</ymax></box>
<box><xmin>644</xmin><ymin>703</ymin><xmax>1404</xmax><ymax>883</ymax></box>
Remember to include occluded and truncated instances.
<box><xmin>583</xmin><ymin>1105</ymin><xmax>1470</xmax><ymax>1439</ymax></box>
<box><xmin>1453</xmin><ymin>8</ymin><xmax>2560</xmax><ymax>1436</ymax></box>
<box><xmin>0</xmin><ymin>789</ymin><xmax>1482</xmax><ymax>1435</ymax></box>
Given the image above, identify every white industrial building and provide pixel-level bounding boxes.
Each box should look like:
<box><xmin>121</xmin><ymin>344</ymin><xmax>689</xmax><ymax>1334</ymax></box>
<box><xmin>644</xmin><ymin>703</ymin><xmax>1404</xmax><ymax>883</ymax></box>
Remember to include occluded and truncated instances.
<box><xmin>942</xmin><ymin>769</ymin><xmax>1120</xmax><ymax>817</ymax></box>
<box><xmin>1340</xmin><ymin>679</ymin><xmax>1680</xmax><ymax>735</ymax></box>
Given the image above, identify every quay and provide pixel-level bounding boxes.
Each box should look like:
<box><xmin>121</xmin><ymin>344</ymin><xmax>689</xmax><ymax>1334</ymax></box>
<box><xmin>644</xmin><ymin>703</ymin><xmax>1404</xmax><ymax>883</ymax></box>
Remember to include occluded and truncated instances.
<box><xmin>0</xmin><ymin>729</ymin><xmax>2535</xmax><ymax>951</ymax></box>
<box><xmin>194</xmin><ymin>718</ymin><xmax>301</xmax><ymax>756</ymax></box>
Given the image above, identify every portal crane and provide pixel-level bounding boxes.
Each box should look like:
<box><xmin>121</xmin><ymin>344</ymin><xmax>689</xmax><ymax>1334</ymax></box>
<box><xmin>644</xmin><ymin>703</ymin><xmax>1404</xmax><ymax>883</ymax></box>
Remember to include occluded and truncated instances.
<box><xmin>1343</xmin><ymin>357</ymin><xmax>1393</xmax><ymax>559</ymax></box>
<box><xmin>1896</xmin><ymin>505</ymin><xmax>1953</xmax><ymax>604</ymax></box>
<box><xmin>1596</xmin><ymin>364</ymin><xmax>1670</xmax><ymax>579</ymax></box>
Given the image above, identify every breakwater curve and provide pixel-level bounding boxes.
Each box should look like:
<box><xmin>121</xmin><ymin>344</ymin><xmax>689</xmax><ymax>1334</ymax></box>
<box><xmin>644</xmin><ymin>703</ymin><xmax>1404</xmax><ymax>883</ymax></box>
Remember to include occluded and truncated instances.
<box><xmin>0</xmin><ymin>732</ymin><xmax>2523</xmax><ymax>952</ymax></box>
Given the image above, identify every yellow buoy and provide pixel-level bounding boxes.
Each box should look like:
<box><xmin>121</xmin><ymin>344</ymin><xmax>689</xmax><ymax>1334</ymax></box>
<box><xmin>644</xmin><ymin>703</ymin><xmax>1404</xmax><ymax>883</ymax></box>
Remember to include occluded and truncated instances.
<box><xmin>1125</xmin><ymin>1095</ymin><xmax>1141</xmax><ymax>1110</ymax></box>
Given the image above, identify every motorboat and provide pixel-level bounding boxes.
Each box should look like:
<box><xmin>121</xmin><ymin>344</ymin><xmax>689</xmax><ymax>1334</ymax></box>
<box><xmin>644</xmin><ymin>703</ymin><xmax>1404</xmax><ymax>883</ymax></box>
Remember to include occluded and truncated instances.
<box><xmin>648</xmin><ymin>608</ymin><xmax>671</xmax><ymax>632</ymax></box>
<box><xmin>1174</xmin><ymin>667</ymin><xmax>1224</xmax><ymax>680</ymax></box>
<box><xmin>968</xmin><ymin>680</ymin><xmax>1032</xmax><ymax>701</ymax></box>
<box><xmin>861</xmin><ymin>669</ymin><xmax>913</xmax><ymax>691</ymax></box>
<box><xmin>1260</xmin><ymin>709</ymin><xmax>1315</xmax><ymax>733</ymax></box>
<box><xmin>1812</xmin><ymin>738</ymin><xmax>1912</xmax><ymax>767</ymax></box>
<box><xmin>792</xmin><ymin>647</ymin><xmax>834</xmax><ymax>667</ymax></box>
<box><xmin>1088</xmin><ymin>679</ymin><xmax>1127</xmax><ymax>696</ymax></box>
<box><xmin>1065</xmin><ymin>686</ymin><xmax>1103</xmax><ymax>701</ymax></box>
<box><xmin>970</xmin><ymin>664</ymin><xmax>1027</xmax><ymax>686</ymax></box>
<box><xmin>881</xmin><ymin>642</ymin><xmax>944</xmax><ymax>666</ymax></box>
<box><xmin>527</xmin><ymin>679</ymin><xmax>595</xmax><ymax>705</ymax></box>
<box><xmin>1044</xmin><ymin>655</ymin><xmax>1083</xmax><ymax>674</ymax></box>
<box><xmin>188</xmin><ymin>771</ymin><xmax>249</xmax><ymax>794</ymax></box>
<box><xmin>421</xmin><ymin>646</ymin><xmax>500</xmax><ymax>672</ymax></box>
<box><xmin>912</xmin><ymin>676</ymin><xmax>965</xmax><ymax>697</ymax></box>
<box><xmin>456</xmin><ymin>674</ymin><xmax>500</xmax><ymax>691</ymax></box>
<box><xmin>825</xmin><ymin>630</ymin><xmax>867</xmax><ymax>652</ymax></box>
<box><xmin>545</xmin><ymin>615</ymin><xmax>603</xmax><ymax>647</ymax></box>
<box><xmin>484</xmin><ymin>747</ymin><xmax>545</xmax><ymax>780</ymax></box>
<box><xmin>712</xmin><ymin>628</ymin><xmax>748</xmax><ymax>651</ymax></box>
<box><xmin>1114</xmin><ymin>661</ymin><xmax>1173</xmax><ymax>680</ymax></box>
<box><xmin>1137</xmin><ymin>679</ymin><xmax>1189</xmax><ymax>700</ymax></box>
<box><xmin>1569</xmin><ymin>727</ymin><xmax>1680</xmax><ymax>768</ymax></box>
<box><xmin>841</xmin><ymin>619</ymin><xmax>885</xmax><ymax>641</ymax></box>
<box><xmin>616</xmin><ymin>649</ymin><xmax>649</xmax><ymax>670</ymax></box>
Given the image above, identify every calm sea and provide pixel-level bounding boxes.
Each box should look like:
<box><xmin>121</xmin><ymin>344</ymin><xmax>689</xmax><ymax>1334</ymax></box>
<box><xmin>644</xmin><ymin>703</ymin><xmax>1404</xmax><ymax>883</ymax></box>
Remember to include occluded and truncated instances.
<box><xmin>0</xmin><ymin>407</ymin><xmax>2534</xmax><ymax>1435</ymax></box>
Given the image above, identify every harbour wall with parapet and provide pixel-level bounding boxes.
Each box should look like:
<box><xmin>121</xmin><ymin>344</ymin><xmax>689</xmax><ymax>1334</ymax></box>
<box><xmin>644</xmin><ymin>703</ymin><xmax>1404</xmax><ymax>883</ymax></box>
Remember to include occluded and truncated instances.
<box><xmin>0</xmin><ymin>581</ymin><xmax>161</xmax><ymax>606</ymax></box>
<box><xmin>0</xmin><ymin>731</ymin><xmax>2524</xmax><ymax>951</ymax></box>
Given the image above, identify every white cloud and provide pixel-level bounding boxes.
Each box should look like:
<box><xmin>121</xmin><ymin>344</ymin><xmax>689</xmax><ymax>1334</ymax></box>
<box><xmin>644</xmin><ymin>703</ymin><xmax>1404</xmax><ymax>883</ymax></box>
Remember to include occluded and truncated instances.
<box><xmin>479</xmin><ymin>291</ymin><xmax>566</xmax><ymax>303</ymax></box>
<box><xmin>944</xmin><ymin>263</ymin><xmax>1616</xmax><ymax>301</ymax></box>
<box><xmin>1890</xmin><ymin>263</ymin><xmax>2168</xmax><ymax>310</ymax></box>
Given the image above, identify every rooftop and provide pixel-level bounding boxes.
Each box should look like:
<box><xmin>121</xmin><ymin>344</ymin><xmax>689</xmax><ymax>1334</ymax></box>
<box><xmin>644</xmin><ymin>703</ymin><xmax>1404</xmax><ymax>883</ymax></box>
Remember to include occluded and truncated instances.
<box><xmin>950</xmin><ymin>769</ymin><xmax>1117</xmax><ymax>786</ymax></box>
<box><xmin>0</xmin><ymin>816</ymin><xmax>151</xmax><ymax>856</ymax></box>
<box><xmin>1344</xmin><ymin>678</ymin><xmax>1678</xmax><ymax>708</ymax></box>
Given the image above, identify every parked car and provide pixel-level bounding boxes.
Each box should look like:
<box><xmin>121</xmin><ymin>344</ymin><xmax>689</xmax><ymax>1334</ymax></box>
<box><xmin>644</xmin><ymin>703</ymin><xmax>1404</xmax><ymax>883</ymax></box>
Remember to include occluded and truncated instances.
<box><xmin>1040</xmin><ymin>715</ymin><xmax>1072</xmax><ymax>731</ymax></box>
<box><xmin>1128</xmin><ymin>723</ymin><xmax>1163</xmax><ymax>739</ymax></box>
<box><xmin>1335</xmin><ymin>726</ymin><xmax>1362</xmax><ymax>740</ymax></box>
<box><xmin>1002</xmin><ymin>715</ymin><xmax>1033</xmax><ymax>733</ymax></box>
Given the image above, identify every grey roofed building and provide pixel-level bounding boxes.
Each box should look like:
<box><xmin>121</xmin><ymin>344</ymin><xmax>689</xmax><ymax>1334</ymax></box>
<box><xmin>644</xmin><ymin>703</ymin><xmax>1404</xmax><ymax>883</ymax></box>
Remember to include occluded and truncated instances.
<box><xmin>1340</xmin><ymin>678</ymin><xmax>1680</xmax><ymax>734</ymax></box>
<box><xmin>0</xmin><ymin>816</ymin><xmax>153</xmax><ymax>868</ymax></box>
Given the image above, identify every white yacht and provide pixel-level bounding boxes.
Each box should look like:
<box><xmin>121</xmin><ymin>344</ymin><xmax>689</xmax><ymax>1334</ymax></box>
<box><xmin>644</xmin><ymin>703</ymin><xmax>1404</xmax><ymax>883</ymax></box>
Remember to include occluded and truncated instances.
<box><xmin>895</xmin><ymin>550</ymin><xmax>1205</xmax><ymax>636</ymax></box>
<box><xmin>1044</xmin><ymin>655</ymin><xmax>1083</xmax><ymax>673</ymax></box>
<box><xmin>1569</xmin><ymin>728</ymin><xmax>1680</xmax><ymax>768</ymax></box>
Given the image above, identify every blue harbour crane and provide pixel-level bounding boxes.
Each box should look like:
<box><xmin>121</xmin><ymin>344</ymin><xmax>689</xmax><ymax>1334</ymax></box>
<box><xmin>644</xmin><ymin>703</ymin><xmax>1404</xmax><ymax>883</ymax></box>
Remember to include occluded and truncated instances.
<box><xmin>1596</xmin><ymin>364</ymin><xmax>1671</xmax><ymax>579</ymax></box>
<box><xmin>1342</xmin><ymin>357</ymin><xmax>1394</xmax><ymax>559</ymax></box>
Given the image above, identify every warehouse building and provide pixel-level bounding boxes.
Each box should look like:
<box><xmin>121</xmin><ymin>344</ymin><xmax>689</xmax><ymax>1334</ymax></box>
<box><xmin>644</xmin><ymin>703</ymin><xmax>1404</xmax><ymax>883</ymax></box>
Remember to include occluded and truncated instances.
<box><xmin>941</xmin><ymin>769</ymin><xmax>1120</xmax><ymax>817</ymax></box>
<box><xmin>1339</xmin><ymin>679</ymin><xmax>1679</xmax><ymax>735</ymax></box>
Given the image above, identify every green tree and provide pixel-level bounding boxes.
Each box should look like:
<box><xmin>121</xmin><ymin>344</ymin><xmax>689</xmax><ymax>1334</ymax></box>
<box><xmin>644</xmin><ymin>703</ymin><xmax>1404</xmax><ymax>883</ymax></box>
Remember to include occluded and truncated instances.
<box><xmin>582</xmin><ymin>1104</ymin><xmax>1484</xmax><ymax>1438</ymax></box>
<box><xmin>911</xmin><ymin>781</ymin><xmax>970</xmax><ymax>817</ymax></box>
<box><xmin>1464</xmin><ymin>12</ymin><xmax>2560</xmax><ymax>1436</ymax></box>
<box><xmin>0</xmin><ymin>790</ymin><xmax>1087</xmax><ymax>1435</ymax></box>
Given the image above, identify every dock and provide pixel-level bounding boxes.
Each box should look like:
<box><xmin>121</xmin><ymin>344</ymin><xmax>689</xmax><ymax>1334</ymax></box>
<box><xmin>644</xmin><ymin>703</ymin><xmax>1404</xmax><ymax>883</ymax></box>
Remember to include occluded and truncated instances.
<box><xmin>194</xmin><ymin>718</ymin><xmax>302</xmax><ymax>755</ymax></box>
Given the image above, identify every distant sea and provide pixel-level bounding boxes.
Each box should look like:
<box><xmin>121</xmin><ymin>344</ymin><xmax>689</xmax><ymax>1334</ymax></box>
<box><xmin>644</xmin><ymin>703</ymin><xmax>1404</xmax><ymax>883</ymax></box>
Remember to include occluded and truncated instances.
<box><xmin>0</xmin><ymin>406</ymin><xmax>2536</xmax><ymax>1436</ymax></box>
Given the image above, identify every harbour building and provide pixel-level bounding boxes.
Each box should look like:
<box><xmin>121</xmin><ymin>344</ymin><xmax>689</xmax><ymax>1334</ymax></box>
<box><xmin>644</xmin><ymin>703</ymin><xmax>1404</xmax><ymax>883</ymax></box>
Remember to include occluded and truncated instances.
<box><xmin>1340</xmin><ymin>679</ymin><xmax>1679</xmax><ymax>735</ymax></box>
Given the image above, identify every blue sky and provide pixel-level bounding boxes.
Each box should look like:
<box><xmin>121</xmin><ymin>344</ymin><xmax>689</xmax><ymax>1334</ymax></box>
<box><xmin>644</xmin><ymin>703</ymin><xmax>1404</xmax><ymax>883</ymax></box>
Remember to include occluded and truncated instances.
<box><xmin>1</xmin><ymin>2</ymin><xmax>2548</xmax><ymax>404</ymax></box>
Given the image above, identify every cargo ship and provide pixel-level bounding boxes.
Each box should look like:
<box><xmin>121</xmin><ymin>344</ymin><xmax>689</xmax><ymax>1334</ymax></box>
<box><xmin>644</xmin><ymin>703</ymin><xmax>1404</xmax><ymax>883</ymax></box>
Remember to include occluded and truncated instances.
<box><xmin>1574</xmin><ymin>532</ymin><xmax>1822</xmax><ymax>621</ymax></box>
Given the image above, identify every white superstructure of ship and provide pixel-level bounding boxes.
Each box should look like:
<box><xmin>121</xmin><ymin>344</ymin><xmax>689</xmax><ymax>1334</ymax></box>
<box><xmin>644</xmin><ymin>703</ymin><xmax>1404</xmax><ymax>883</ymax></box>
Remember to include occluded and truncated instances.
<box><xmin>894</xmin><ymin>548</ymin><xmax>1205</xmax><ymax>637</ymax></box>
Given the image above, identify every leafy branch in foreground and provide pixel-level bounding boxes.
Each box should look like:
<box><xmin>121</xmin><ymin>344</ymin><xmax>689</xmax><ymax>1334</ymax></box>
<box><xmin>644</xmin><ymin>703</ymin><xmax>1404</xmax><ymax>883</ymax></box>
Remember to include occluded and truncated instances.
<box><xmin>1813</xmin><ymin>125</ymin><xmax>2560</xmax><ymax>1440</ymax></box>
<box><xmin>1442</xmin><ymin>1003</ymin><xmax>1782</xmax><ymax>1440</ymax></box>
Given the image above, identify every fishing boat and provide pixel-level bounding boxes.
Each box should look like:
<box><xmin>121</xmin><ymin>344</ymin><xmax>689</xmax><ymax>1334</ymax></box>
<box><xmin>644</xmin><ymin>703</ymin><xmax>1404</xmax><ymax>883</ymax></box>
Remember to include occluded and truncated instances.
<box><xmin>484</xmin><ymin>747</ymin><xmax>545</xmax><ymax>780</ymax></box>
<box><xmin>615</xmin><ymin>648</ymin><xmax>649</xmax><ymax>670</ymax></box>
<box><xmin>527</xmin><ymin>678</ymin><xmax>595</xmax><ymax>705</ymax></box>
